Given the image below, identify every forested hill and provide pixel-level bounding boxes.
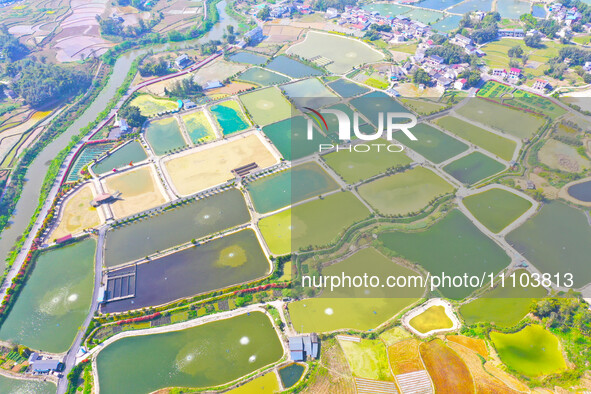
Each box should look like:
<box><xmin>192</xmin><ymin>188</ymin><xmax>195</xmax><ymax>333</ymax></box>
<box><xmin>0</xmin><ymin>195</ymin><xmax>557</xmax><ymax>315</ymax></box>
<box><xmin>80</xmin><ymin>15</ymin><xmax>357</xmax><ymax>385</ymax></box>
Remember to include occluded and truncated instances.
<box><xmin>7</xmin><ymin>59</ymin><xmax>91</xmax><ymax>108</ymax></box>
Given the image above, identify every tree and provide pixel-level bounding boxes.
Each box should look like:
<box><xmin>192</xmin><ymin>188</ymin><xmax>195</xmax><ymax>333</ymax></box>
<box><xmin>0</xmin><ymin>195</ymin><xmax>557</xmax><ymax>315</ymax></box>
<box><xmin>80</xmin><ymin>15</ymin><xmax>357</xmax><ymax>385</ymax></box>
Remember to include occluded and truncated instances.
<box><xmin>524</xmin><ymin>33</ymin><xmax>542</xmax><ymax>48</ymax></box>
<box><xmin>508</xmin><ymin>45</ymin><xmax>523</xmax><ymax>58</ymax></box>
<box><xmin>257</xmin><ymin>6</ymin><xmax>270</xmax><ymax>20</ymax></box>
<box><xmin>425</xmin><ymin>43</ymin><xmax>468</xmax><ymax>64</ymax></box>
<box><xmin>430</xmin><ymin>33</ymin><xmax>447</xmax><ymax>45</ymax></box>
<box><xmin>413</xmin><ymin>69</ymin><xmax>431</xmax><ymax>85</ymax></box>
<box><xmin>459</xmin><ymin>69</ymin><xmax>481</xmax><ymax>87</ymax></box>
<box><xmin>119</xmin><ymin>105</ymin><xmax>146</xmax><ymax>128</ymax></box>
<box><xmin>584</xmin><ymin>73</ymin><xmax>591</xmax><ymax>84</ymax></box>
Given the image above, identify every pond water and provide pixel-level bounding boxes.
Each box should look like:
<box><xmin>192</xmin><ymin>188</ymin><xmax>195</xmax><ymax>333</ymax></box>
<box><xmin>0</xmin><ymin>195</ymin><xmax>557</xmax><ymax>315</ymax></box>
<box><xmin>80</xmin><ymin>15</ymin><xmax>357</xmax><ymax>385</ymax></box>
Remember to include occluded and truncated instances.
<box><xmin>281</xmin><ymin>78</ymin><xmax>339</xmax><ymax>109</ymax></box>
<box><xmin>279</xmin><ymin>363</ymin><xmax>305</xmax><ymax>388</ymax></box>
<box><xmin>418</xmin><ymin>0</ymin><xmax>463</xmax><ymax>10</ymax></box>
<box><xmin>247</xmin><ymin>162</ymin><xmax>339</xmax><ymax>213</ymax></box>
<box><xmin>97</xmin><ymin>311</ymin><xmax>283</xmax><ymax>394</ymax></box>
<box><xmin>532</xmin><ymin>4</ymin><xmax>546</xmax><ymax>18</ymax></box>
<box><xmin>265</xmin><ymin>56</ymin><xmax>323</xmax><ymax>79</ymax></box>
<box><xmin>145</xmin><ymin>117</ymin><xmax>187</xmax><ymax>155</ymax></box>
<box><xmin>66</xmin><ymin>142</ymin><xmax>114</xmax><ymax>182</ymax></box>
<box><xmin>181</xmin><ymin>111</ymin><xmax>215</xmax><ymax>144</ymax></box>
<box><xmin>262</xmin><ymin>116</ymin><xmax>331</xmax><ymax>161</ymax></box>
<box><xmin>497</xmin><ymin>0</ymin><xmax>530</xmax><ymax>19</ymax></box>
<box><xmin>327</xmin><ymin>79</ymin><xmax>369</xmax><ymax>98</ymax></box>
<box><xmin>567</xmin><ymin>180</ymin><xmax>591</xmax><ymax>202</ymax></box>
<box><xmin>229</xmin><ymin>52</ymin><xmax>268</xmax><ymax>65</ymax></box>
<box><xmin>104</xmin><ymin>188</ymin><xmax>250</xmax><ymax>266</ymax></box>
<box><xmin>431</xmin><ymin>15</ymin><xmax>463</xmax><ymax>32</ymax></box>
<box><xmin>92</xmin><ymin>140</ymin><xmax>147</xmax><ymax>174</ymax></box>
<box><xmin>210</xmin><ymin>101</ymin><xmax>249</xmax><ymax>135</ymax></box>
<box><xmin>448</xmin><ymin>0</ymin><xmax>494</xmax><ymax>14</ymax></box>
<box><xmin>363</xmin><ymin>3</ymin><xmax>412</xmax><ymax>16</ymax></box>
<box><xmin>237</xmin><ymin>67</ymin><xmax>290</xmax><ymax>86</ymax></box>
<box><xmin>103</xmin><ymin>229</ymin><xmax>269</xmax><ymax>313</ymax></box>
<box><xmin>0</xmin><ymin>238</ymin><xmax>96</xmax><ymax>353</ymax></box>
<box><xmin>0</xmin><ymin>375</ymin><xmax>55</xmax><ymax>394</ymax></box>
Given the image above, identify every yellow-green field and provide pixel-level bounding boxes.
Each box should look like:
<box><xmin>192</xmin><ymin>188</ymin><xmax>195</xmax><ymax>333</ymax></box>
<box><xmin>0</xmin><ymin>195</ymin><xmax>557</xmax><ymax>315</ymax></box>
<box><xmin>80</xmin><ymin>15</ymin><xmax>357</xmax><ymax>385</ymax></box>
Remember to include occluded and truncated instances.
<box><xmin>130</xmin><ymin>94</ymin><xmax>179</xmax><ymax>117</ymax></box>
<box><xmin>339</xmin><ymin>339</ymin><xmax>393</xmax><ymax>381</ymax></box>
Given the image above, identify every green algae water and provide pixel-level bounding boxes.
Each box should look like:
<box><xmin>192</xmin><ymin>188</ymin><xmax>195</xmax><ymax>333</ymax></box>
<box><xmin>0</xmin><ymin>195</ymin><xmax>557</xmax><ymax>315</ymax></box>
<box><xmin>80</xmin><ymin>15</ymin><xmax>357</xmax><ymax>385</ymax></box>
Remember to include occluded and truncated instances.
<box><xmin>92</xmin><ymin>140</ymin><xmax>147</xmax><ymax>174</ymax></box>
<box><xmin>97</xmin><ymin>312</ymin><xmax>283</xmax><ymax>394</ymax></box>
<box><xmin>279</xmin><ymin>363</ymin><xmax>305</xmax><ymax>388</ymax></box>
<box><xmin>0</xmin><ymin>375</ymin><xmax>55</xmax><ymax>394</ymax></box>
<box><xmin>247</xmin><ymin>162</ymin><xmax>339</xmax><ymax>213</ymax></box>
<box><xmin>0</xmin><ymin>238</ymin><xmax>96</xmax><ymax>353</ymax></box>
<box><xmin>210</xmin><ymin>102</ymin><xmax>249</xmax><ymax>135</ymax></box>
<box><xmin>145</xmin><ymin>117</ymin><xmax>187</xmax><ymax>155</ymax></box>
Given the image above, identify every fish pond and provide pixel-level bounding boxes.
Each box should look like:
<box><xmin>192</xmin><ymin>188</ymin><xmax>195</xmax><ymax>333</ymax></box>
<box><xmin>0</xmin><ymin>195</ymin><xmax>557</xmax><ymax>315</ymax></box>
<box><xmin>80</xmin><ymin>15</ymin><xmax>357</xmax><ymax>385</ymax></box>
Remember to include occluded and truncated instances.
<box><xmin>229</xmin><ymin>51</ymin><xmax>268</xmax><ymax>65</ymax></box>
<box><xmin>281</xmin><ymin>78</ymin><xmax>339</xmax><ymax>109</ymax></box>
<box><xmin>378</xmin><ymin>209</ymin><xmax>510</xmax><ymax>299</ymax></box>
<box><xmin>568</xmin><ymin>179</ymin><xmax>591</xmax><ymax>202</ymax></box>
<box><xmin>279</xmin><ymin>364</ymin><xmax>305</xmax><ymax>388</ymax></box>
<box><xmin>288</xmin><ymin>248</ymin><xmax>423</xmax><ymax>332</ymax></box>
<box><xmin>145</xmin><ymin>117</ymin><xmax>187</xmax><ymax>156</ymax></box>
<box><xmin>104</xmin><ymin>189</ymin><xmax>250</xmax><ymax>266</ymax></box>
<box><xmin>327</xmin><ymin>79</ymin><xmax>370</xmax><ymax>98</ymax></box>
<box><xmin>463</xmin><ymin>188</ymin><xmax>532</xmax><ymax>233</ymax></box>
<box><xmin>181</xmin><ymin>111</ymin><xmax>216</xmax><ymax>144</ymax></box>
<box><xmin>507</xmin><ymin>202</ymin><xmax>591</xmax><ymax>288</ymax></box>
<box><xmin>265</xmin><ymin>56</ymin><xmax>323</xmax><ymax>78</ymax></box>
<box><xmin>246</xmin><ymin>162</ymin><xmax>339</xmax><ymax>214</ymax></box>
<box><xmin>497</xmin><ymin>0</ymin><xmax>531</xmax><ymax>19</ymax></box>
<box><xmin>443</xmin><ymin>152</ymin><xmax>505</xmax><ymax>185</ymax></box>
<box><xmin>97</xmin><ymin>312</ymin><xmax>283</xmax><ymax>394</ymax></box>
<box><xmin>103</xmin><ymin>229</ymin><xmax>269</xmax><ymax>313</ymax></box>
<box><xmin>237</xmin><ymin>67</ymin><xmax>290</xmax><ymax>86</ymax></box>
<box><xmin>210</xmin><ymin>100</ymin><xmax>249</xmax><ymax>135</ymax></box>
<box><xmin>0</xmin><ymin>375</ymin><xmax>55</xmax><ymax>394</ymax></box>
<box><xmin>92</xmin><ymin>140</ymin><xmax>147</xmax><ymax>174</ymax></box>
<box><xmin>262</xmin><ymin>116</ymin><xmax>331</xmax><ymax>161</ymax></box>
<box><xmin>409</xmin><ymin>305</ymin><xmax>453</xmax><ymax>334</ymax></box>
<box><xmin>0</xmin><ymin>238</ymin><xmax>96</xmax><ymax>353</ymax></box>
<box><xmin>397</xmin><ymin>123</ymin><xmax>468</xmax><ymax>164</ymax></box>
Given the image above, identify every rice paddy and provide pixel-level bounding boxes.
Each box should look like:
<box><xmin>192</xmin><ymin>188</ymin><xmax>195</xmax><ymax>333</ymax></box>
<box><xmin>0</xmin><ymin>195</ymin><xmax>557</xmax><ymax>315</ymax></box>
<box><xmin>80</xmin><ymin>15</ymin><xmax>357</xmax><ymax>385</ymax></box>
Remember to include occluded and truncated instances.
<box><xmin>164</xmin><ymin>133</ymin><xmax>278</xmax><ymax>196</ymax></box>
<box><xmin>322</xmin><ymin>140</ymin><xmax>412</xmax><ymax>184</ymax></box>
<box><xmin>145</xmin><ymin>117</ymin><xmax>187</xmax><ymax>156</ymax></box>
<box><xmin>507</xmin><ymin>202</ymin><xmax>591</xmax><ymax>288</ymax></box>
<box><xmin>228</xmin><ymin>372</ymin><xmax>279</xmax><ymax>393</ymax></box>
<box><xmin>181</xmin><ymin>111</ymin><xmax>216</xmax><ymax>144</ymax></box>
<box><xmin>396</xmin><ymin>123</ymin><xmax>469</xmax><ymax>164</ymax></box>
<box><xmin>463</xmin><ymin>188</ymin><xmax>532</xmax><ymax>233</ymax></box>
<box><xmin>339</xmin><ymin>338</ymin><xmax>392</xmax><ymax>381</ymax></box>
<box><xmin>236</xmin><ymin>67</ymin><xmax>290</xmax><ymax>86</ymax></box>
<box><xmin>265</xmin><ymin>55</ymin><xmax>323</xmax><ymax>78</ymax></box>
<box><xmin>103</xmin><ymin>166</ymin><xmax>167</xmax><ymax>219</ymax></box>
<box><xmin>420</xmin><ymin>339</ymin><xmax>474</xmax><ymax>393</ymax></box>
<box><xmin>246</xmin><ymin>162</ymin><xmax>339</xmax><ymax>214</ymax></box>
<box><xmin>209</xmin><ymin>100</ymin><xmax>249</xmax><ymax>135</ymax></box>
<box><xmin>459</xmin><ymin>271</ymin><xmax>547</xmax><ymax>328</ymax></box>
<box><xmin>51</xmin><ymin>184</ymin><xmax>101</xmax><ymax>240</ymax></box>
<box><xmin>379</xmin><ymin>209</ymin><xmax>510</xmax><ymax>299</ymax></box>
<box><xmin>443</xmin><ymin>152</ymin><xmax>505</xmax><ymax>185</ymax></box>
<box><xmin>490</xmin><ymin>325</ymin><xmax>567</xmax><ymax>376</ymax></box>
<box><xmin>239</xmin><ymin>87</ymin><xmax>294</xmax><ymax>126</ymax></box>
<box><xmin>258</xmin><ymin>191</ymin><xmax>370</xmax><ymax>255</ymax></box>
<box><xmin>286</xmin><ymin>31</ymin><xmax>384</xmax><ymax>74</ymax></box>
<box><xmin>457</xmin><ymin>99</ymin><xmax>544</xmax><ymax>140</ymax></box>
<box><xmin>92</xmin><ymin>141</ymin><xmax>147</xmax><ymax>175</ymax></box>
<box><xmin>261</xmin><ymin>116</ymin><xmax>331</xmax><ymax>161</ymax></box>
<box><xmin>435</xmin><ymin>116</ymin><xmax>516</xmax><ymax>161</ymax></box>
<box><xmin>130</xmin><ymin>94</ymin><xmax>179</xmax><ymax>117</ymax></box>
<box><xmin>408</xmin><ymin>306</ymin><xmax>454</xmax><ymax>334</ymax></box>
<box><xmin>289</xmin><ymin>248</ymin><xmax>423</xmax><ymax>332</ymax></box>
<box><xmin>358</xmin><ymin>167</ymin><xmax>454</xmax><ymax>216</ymax></box>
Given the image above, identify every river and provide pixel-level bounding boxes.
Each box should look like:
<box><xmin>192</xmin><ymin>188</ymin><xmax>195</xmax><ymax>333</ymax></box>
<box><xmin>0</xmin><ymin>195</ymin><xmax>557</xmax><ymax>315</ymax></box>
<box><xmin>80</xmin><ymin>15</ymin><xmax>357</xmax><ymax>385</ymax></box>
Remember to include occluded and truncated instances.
<box><xmin>0</xmin><ymin>0</ymin><xmax>238</xmax><ymax>271</ymax></box>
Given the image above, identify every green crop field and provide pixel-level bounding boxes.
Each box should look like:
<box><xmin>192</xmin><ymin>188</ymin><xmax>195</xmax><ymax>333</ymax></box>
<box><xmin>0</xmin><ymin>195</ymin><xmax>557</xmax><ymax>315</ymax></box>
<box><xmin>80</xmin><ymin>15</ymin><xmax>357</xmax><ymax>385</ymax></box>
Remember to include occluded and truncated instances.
<box><xmin>322</xmin><ymin>140</ymin><xmax>412</xmax><ymax>184</ymax></box>
<box><xmin>443</xmin><ymin>152</ymin><xmax>505</xmax><ymax>185</ymax></box>
<box><xmin>457</xmin><ymin>99</ymin><xmax>545</xmax><ymax>140</ymax></box>
<box><xmin>379</xmin><ymin>209</ymin><xmax>510</xmax><ymax>299</ymax></box>
<box><xmin>408</xmin><ymin>306</ymin><xmax>453</xmax><ymax>334</ymax></box>
<box><xmin>459</xmin><ymin>270</ymin><xmax>547</xmax><ymax>327</ymax></box>
<box><xmin>435</xmin><ymin>116</ymin><xmax>516</xmax><ymax>161</ymax></box>
<box><xmin>339</xmin><ymin>339</ymin><xmax>393</xmax><ymax>381</ymax></box>
<box><xmin>481</xmin><ymin>39</ymin><xmax>562</xmax><ymax>77</ymax></box>
<box><xmin>491</xmin><ymin>325</ymin><xmax>567</xmax><ymax>376</ymax></box>
<box><xmin>130</xmin><ymin>94</ymin><xmax>179</xmax><ymax>117</ymax></box>
<box><xmin>239</xmin><ymin>87</ymin><xmax>294</xmax><ymax>126</ymax></box>
<box><xmin>400</xmin><ymin>98</ymin><xmax>446</xmax><ymax>115</ymax></box>
<box><xmin>358</xmin><ymin>167</ymin><xmax>454</xmax><ymax>215</ymax></box>
<box><xmin>476</xmin><ymin>80</ymin><xmax>513</xmax><ymax>98</ymax></box>
<box><xmin>396</xmin><ymin>123</ymin><xmax>468</xmax><ymax>164</ymax></box>
<box><xmin>258</xmin><ymin>191</ymin><xmax>370</xmax><ymax>255</ymax></box>
<box><xmin>463</xmin><ymin>188</ymin><xmax>532</xmax><ymax>233</ymax></box>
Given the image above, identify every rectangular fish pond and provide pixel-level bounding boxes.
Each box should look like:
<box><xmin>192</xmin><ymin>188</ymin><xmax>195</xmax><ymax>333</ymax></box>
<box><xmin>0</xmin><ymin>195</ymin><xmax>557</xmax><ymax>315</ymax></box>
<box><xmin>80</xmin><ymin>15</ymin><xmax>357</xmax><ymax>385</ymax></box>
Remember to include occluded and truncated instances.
<box><xmin>104</xmin><ymin>188</ymin><xmax>250</xmax><ymax>267</ymax></box>
<box><xmin>102</xmin><ymin>229</ymin><xmax>270</xmax><ymax>313</ymax></box>
<box><xmin>209</xmin><ymin>100</ymin><xmax>250</xmax><ymax>135</ymax></box>
<box><xmin>145</xmin><ymin>117</ymin><xmax>187</xmax><ymax>156</ymax></box>
<box><xmin>92</xmin><ymin>140</ymin><xmax>147</xmax><ymax>175</ymax></box>
<box><xmin>96</xmin><ymin>311</ymin><xmax>283</xmax><ymax>394</ymax></box>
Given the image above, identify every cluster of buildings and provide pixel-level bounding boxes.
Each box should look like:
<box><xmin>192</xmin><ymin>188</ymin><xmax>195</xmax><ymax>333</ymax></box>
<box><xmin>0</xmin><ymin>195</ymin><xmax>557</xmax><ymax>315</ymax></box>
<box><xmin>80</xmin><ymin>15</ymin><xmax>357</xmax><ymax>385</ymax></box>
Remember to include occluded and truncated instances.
<box><xmin>407</xmin><ymin>42</ymin><xmax>473</xmax><ymax>89</ymax></box>
<box><xmin>28</xmin><ymin>353</ymin><xmax>63</xmax><ymax>375</ymax></box>
<box><xmin>250</xmin><ymin>1</ymin><xmax>313</xmax><ymax>20</ymax></box>
<box><xmin>289</xmin><ymin>333</ymin><xmax>319</xmax><ymax>362</ymax></box>
<box><xmin>490</xmin><ymin>67</ymin><xmax>522</xmax><ymax>84</ymax></box>
<box><xmin>549</xmin><ymin>3</ymin><xmax>582</xmax><ymax>25</ymax></box>
<box><xmin>336</xmin><ymin>7</ymin><xmax>432</xmax><ymax>42</ymax></box>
